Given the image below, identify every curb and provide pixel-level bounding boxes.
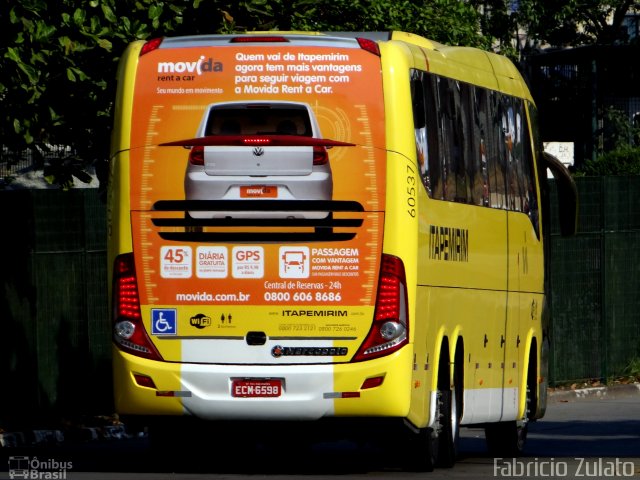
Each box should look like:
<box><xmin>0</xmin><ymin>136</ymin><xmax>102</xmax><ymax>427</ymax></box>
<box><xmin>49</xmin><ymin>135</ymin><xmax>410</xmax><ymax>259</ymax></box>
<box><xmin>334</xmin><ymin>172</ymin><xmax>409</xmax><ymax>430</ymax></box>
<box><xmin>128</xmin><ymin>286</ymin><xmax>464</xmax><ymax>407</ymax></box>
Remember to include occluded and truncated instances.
<box><xmin>0</xmin><ymin>425</ymin><xmax>133</xmax><ymax>449</ymax></box>
<box><xmin>547</xmin><ymin>382</ymin><xmax>640</xmax><ymax>403</ymax></box>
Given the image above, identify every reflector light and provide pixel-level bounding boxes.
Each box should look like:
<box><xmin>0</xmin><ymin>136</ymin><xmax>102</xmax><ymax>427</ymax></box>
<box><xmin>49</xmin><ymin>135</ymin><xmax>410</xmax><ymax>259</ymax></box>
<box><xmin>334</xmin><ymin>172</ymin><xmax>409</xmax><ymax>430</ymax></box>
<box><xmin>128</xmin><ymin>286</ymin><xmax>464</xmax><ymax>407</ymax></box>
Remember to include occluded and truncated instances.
<box><xmin>140</xmin><ymin>37</ymin><xmax>163</xmax><ymax>56</ymax></box>
<box><xmin>361</xmin><ymin>376</ymin><xmax>385</xmax><ymax>390</ymax></box>
<box><xmin>133</xmin><ymin>374</ymin><xmax>157</xmax><ymax>389</ymax></box>
<box><xmin>341</xmin><ymin>392</ymin><xmax>361</xmax><ymax>398</ymax></box>
<box><xmin>156</xmin><ymin>391</ymin><xmax>192</xmax><ymax>397</ymax></box>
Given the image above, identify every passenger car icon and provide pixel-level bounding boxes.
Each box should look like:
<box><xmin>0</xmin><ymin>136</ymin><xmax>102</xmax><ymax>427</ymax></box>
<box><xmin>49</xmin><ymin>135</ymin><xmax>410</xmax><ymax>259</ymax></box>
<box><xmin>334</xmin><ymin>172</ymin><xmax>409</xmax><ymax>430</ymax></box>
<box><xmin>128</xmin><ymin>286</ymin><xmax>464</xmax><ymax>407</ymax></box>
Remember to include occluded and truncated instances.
<box><xmin>282</xmin><ymin>250</ymin><xmax>306</xmax><ymax>274</ymax></box>
<box><xmin>181</xmin><ymin>101</ymin><xmax>338</xmax><ymax>219</ymax></box>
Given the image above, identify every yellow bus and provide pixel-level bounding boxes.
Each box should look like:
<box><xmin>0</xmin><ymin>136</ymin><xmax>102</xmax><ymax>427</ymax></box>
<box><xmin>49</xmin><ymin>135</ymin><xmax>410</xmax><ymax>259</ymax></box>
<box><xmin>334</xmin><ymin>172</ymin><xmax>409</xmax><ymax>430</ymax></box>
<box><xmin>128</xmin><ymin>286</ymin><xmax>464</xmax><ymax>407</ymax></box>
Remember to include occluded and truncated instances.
<box><xmin>108</xmin><ymin>31</ymin><xmax>576</xmax><ymax>470</ymax></box>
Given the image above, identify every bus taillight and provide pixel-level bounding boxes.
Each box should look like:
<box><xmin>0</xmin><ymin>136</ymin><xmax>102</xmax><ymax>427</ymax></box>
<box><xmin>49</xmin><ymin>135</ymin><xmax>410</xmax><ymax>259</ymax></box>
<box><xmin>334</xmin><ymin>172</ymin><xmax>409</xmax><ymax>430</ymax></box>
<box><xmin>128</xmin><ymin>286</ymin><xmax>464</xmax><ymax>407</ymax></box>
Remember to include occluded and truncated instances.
<box><xmin>112</xmin><ymin>253</ymin><xmax>163</xmax><ymax>361</ymax></box>
<box><xmin>353</xmin><ymin>254</ymin><xmax>408</xmax><ymax>361</ymax></box>
<box><xmin>356</xmin><ymin>37</ymin><xmax>380</xmax><ymax>56</ymax></box>
<box><xmin>140</xmin><ymin>37</ymin><xmax>163</xmax><ymax>56</ymax></box>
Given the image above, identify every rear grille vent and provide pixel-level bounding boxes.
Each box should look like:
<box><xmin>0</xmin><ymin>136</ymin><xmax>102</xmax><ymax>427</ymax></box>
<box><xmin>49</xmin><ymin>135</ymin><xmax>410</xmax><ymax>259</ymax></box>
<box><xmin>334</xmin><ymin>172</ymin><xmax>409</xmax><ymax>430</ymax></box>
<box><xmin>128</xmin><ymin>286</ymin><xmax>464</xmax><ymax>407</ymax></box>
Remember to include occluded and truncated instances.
<box><xmin>152</xmin><ymin>200</ymin><xmax>365</xmax><ymax>242</ymax></box>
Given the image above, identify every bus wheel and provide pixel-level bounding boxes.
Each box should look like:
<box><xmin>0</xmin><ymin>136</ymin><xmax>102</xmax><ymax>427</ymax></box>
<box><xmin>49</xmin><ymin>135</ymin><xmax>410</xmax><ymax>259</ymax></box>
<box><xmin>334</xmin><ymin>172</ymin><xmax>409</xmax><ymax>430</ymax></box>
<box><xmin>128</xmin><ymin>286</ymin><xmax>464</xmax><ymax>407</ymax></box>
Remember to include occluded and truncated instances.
<box><xmin>405</xmin><ymin>428</ymin><xmax>438</xmax><ymax>472</ymax></box>
<box><xmin>485</xmin><ymin>418</ymin><xmax>528</xmax><ymax>457</ymax></box>
<box><xmin>401</xmin><ymin>424</ymin><xmax>438</xmax><ymax>472</ymax></box>
<box><xmin>486</xmin><ymin>353</ymin><xmax>534</xmax><ymax>457</ymax></box>
<box><xmin>436</xmin><ymin>388</ymin><xmax>459</xmax><ymax>467</ymax></box>
<box><xmin>485</xmin><ymin>383</ymin><xmax>530</xmax><ymax>456</ymax></box>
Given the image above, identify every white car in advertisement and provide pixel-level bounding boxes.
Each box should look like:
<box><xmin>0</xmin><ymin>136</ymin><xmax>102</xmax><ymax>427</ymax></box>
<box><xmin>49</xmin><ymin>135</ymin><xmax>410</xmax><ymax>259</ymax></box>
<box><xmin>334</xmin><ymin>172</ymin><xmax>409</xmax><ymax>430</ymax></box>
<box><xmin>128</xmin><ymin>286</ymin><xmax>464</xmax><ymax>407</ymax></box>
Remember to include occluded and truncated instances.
<box><xmin>182</xmin><ymin>101</ymin><xmax>336</xmax><ymax>219</ymax></box>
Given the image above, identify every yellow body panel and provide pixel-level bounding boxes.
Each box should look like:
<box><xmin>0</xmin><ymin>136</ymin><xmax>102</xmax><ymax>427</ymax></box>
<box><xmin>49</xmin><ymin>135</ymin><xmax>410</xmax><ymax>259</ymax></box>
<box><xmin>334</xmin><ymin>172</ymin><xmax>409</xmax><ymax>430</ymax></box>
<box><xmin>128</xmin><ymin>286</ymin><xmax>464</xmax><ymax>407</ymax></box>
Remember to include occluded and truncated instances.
<box><xmin>113</xmin><ymin>347</ymin><xmax>184</xmax><ymax>416</ymax></box>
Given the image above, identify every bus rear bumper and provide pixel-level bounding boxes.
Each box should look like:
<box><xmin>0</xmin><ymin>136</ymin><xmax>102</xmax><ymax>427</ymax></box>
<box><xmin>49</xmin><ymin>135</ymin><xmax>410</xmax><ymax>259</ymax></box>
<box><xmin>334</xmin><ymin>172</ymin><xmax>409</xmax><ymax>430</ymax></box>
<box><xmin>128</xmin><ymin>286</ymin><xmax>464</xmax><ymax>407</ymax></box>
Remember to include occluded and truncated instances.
<box><xmin>113</xmin><ymin>346</ymin><xmax>413</xmax><ymax>421</ymax></box>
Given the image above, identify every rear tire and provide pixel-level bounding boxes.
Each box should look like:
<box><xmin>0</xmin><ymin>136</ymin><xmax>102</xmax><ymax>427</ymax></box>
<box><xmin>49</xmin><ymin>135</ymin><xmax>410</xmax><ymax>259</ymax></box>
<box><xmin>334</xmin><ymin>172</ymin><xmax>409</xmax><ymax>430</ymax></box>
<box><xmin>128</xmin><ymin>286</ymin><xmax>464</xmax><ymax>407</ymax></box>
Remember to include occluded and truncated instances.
<box><xmin>436</xmin><ymin>388</ymin><xmax>459</xmax><ymax>467</ymax></box>
<box><xmin>486</xmin><ymin>346</ymin><xmax>537</xmax><ymax>457</ymax></box>
<box><xmin>485</xmin><ymin>378</ymin><xmax>533</xmax><ymax>457</ymax></box>
<box><xmin>402</xmin><ymin>424</ymin><xmax>438</xmax><ymax>472</ymax></box>
<box><xmin>485</xmin><ymin>419</ymin><xmax>528</xmax><ymax>457</ymax></box>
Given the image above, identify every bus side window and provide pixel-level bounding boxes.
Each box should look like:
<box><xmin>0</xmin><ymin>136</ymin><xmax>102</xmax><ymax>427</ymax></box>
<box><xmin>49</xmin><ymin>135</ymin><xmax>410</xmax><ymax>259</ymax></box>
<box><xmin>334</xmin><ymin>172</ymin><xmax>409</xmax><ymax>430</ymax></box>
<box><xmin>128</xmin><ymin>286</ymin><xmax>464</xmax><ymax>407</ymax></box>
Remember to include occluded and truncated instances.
<box><xmin>489</xmin><ymin>91</ymin><xmax>508</xmax><ymax>209</ymax></box>
<box><xmin>439</xmin><ymin>77</ymin><xmax>457</xmax><ymax>202</ymax></box>
<box><xmin>425</xmin><ymin>74</ymin><xmax>442</xmax><ymax>199</ymax></box>
<box><xmin>472</xmin><ymin>86</ymin><xmax>491</xmax><ymax>207</ymax></box>
<box><xmin>411</xmin><ymin>72</ymin><xmax>429</xmax><ymax>192</ymax></box>
<box><xmin>411</xmin><ymin>70</ymin><xmax>442</xmax><ymax>199</ymax></box>
<box><xmin>450</xmin><ymin>80</ymin><xmax>470</xmax><ymax>204</ymax></box>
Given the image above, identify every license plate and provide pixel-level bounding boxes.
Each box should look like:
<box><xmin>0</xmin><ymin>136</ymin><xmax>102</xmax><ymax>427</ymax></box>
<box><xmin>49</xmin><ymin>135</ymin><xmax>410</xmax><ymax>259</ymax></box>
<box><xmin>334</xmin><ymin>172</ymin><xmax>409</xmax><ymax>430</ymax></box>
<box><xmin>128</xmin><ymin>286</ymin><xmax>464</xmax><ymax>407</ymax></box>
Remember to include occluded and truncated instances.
<box><xmin>240</xmin><ymin>185</ymin><xmax>278</xmax><ymax>198</ymax></box>
<box><xmin>231</xmin><ymin>379</ymin><xmax>282</xmax><ymax>398</ymax></box>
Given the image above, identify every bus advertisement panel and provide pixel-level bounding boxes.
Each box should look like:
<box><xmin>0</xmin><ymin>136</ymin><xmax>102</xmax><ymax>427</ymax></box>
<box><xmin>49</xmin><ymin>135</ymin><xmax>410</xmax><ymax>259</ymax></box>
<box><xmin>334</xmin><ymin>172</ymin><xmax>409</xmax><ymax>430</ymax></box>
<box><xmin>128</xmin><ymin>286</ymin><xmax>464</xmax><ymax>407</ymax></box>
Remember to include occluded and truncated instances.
<box><xmin>116</xmin><ymin>38</ymin><xmax>389</xmax><ymax>367</ymax></box>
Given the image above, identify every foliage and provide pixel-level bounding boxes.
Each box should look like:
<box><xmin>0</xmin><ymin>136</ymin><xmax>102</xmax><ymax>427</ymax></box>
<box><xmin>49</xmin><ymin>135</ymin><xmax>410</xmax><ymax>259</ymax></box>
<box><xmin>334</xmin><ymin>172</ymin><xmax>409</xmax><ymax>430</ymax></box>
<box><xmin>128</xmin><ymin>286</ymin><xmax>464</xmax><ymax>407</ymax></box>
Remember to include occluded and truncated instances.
<box><xmin>0</xmin><ymin>0</ymin><xmax>495</xmax><ymax>189</ymax></box>
<box><xmin>622</xmin><ymin>356</ymin><xmax>640</xmax><ymax>380</ymax></box>
<box><xmin>472</xmin><ymin>0</ymin><xmax>521</xmax><ymax>57</ymax></box>
<box><xmin>514</xmin><ymin>0</ymin><xmax>640</xmax><ymax>48</ymax></box>
<box><xmin>2</xmin><ymin>0</ymin><xmax>639</xmax><ymax>187</ymax></box>
<box><xmin>597</xmin><ymin>106</ymin><xmax>640</xmax><ymax>152</ymax></box>
<box><xmin>578</xmin><ymin>146</ymin><xmax>640</xmax><ymax>175</ymax></box>
<box><xmin>576</xmin><ymin>106</ymin><xmax>640</xmax><ymax>176</ymax></box>
<box><xmin>281</xmin><ymin>0</ymin><xmax>491</xmax><ymax>49</ymax></box>
<box><xmin>0</xmin><ymin>0</ymin><xmax>194</xmax><ymax>187</ymax></box>
<box><xmin>474</xmin><ymin>0</ymin><xmax>640</xmax><ymax>55</ymax></box>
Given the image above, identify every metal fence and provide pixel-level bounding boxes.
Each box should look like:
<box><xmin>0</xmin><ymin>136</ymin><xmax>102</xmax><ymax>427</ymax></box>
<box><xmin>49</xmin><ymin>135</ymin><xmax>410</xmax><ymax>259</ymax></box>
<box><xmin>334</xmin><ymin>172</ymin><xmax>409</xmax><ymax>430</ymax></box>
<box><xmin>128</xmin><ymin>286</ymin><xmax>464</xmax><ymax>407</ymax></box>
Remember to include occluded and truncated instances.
<box><xmin>549</xmin><ymin>176</ymin><xmax>640</xmax><ymax>384</ymax></box>
<box><xmin>0</xmin><ymin>189</ymin><xmax>110</xmax><ymax>427</ymax></box>
<box><xmin>1</xmin><ymin>178</ymin><xmax>639</xmax><ymax>425</ymax></box>
<box><xmin>0</xmin><ymin>145</ymin><xmax>76</xmax><ymax>180</ymax></box>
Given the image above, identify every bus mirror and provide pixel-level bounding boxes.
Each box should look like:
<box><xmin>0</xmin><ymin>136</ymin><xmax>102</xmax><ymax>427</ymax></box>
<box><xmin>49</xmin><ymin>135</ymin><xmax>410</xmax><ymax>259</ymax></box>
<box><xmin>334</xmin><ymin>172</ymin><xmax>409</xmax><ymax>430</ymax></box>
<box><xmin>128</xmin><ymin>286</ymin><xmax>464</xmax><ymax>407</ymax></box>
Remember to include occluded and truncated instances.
<box><xmin>543</xmin><ymin>152</ymin><xmax>578</xmax><ymax>237</ymax></box>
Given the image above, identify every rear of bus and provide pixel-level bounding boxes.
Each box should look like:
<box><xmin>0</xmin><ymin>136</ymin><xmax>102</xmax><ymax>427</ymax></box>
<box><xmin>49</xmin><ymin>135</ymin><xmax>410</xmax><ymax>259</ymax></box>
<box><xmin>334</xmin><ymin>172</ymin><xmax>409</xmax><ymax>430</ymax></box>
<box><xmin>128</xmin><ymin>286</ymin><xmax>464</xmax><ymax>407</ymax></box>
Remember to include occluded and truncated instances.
<box><xmin>108</xmin><ymin>33</ymin><xmax>416</xmax><ymax>425</ymax></box>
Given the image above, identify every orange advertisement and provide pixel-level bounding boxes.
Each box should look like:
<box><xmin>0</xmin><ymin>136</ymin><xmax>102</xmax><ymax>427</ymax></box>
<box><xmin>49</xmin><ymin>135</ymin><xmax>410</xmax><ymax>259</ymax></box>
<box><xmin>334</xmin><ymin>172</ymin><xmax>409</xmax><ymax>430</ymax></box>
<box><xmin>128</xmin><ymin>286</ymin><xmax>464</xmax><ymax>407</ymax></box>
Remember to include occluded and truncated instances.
<box><xmin>128</xmin><ymin>42</ymin><xmax>386</xmax><ymax>308</ymax></box>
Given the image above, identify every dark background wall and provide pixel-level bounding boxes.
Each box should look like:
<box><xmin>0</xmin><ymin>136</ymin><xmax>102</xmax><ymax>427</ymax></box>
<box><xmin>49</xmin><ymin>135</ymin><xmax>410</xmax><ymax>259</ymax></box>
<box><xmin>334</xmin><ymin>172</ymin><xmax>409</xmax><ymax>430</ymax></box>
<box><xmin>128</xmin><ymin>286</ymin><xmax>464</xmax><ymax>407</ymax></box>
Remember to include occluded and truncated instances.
<box><xmin>1</xmin><ymin>179</ymin><xmax>639</xmax><ymax>426</ymax></box>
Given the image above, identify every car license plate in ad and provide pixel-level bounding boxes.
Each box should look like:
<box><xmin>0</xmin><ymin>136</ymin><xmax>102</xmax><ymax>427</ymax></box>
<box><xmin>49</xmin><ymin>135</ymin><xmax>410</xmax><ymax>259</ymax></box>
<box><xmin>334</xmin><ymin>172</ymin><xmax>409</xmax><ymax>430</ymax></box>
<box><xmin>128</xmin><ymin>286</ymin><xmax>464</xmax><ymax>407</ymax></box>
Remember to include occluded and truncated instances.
<box><xmin>240</xmin><ymin>185</ymin><xmax>278</xmax><ymax>198</ymax></box>
<box><xmin>231</xmin><ymin>379</ymin><xmax>282</xmax><ymax>398</ymax></box>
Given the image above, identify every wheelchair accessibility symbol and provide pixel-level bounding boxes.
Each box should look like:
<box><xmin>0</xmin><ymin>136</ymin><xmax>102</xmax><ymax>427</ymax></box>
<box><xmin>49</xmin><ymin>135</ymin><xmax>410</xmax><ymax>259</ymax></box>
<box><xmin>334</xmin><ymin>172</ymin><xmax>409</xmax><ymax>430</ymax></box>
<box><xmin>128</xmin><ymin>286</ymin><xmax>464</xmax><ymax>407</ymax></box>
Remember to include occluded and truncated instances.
<box><xmin>151</xmin><ymin>309</ymin><xmax>177</xmax><ymax>335</ymax></box>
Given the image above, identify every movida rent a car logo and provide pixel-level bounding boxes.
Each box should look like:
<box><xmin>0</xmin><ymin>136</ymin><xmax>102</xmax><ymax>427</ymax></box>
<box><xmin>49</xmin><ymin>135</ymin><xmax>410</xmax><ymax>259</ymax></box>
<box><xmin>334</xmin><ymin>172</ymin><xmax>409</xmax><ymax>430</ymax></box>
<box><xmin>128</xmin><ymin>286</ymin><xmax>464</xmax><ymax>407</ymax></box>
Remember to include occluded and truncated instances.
<box><xmin>157</xmin><ymin>56</ymin><xmax>223</xmax><ymax>76</ymax></box>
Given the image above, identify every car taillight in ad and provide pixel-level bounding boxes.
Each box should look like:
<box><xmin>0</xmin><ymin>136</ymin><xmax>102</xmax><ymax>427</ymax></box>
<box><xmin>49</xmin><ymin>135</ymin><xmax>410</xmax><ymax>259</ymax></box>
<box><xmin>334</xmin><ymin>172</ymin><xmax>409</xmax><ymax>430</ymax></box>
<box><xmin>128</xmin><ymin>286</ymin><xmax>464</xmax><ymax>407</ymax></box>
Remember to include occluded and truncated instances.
<box><xmin>353</xmin><ymin>254</ymin><xmax>408</xmax><ymax>361</ymax></box>
<box><xmin>188</xmin><ymin>145</ymin><xmax>205</xmax><ymax>165</ymax></box>
<box><xmin>312</xmin><ymin>146</ymin><xmax>329</xmax><ymax>165</ymax></box>
<box><xmin>112</xmin><ymin>253</ymin><xmax>163</xmax><ymax>361</ymax></box>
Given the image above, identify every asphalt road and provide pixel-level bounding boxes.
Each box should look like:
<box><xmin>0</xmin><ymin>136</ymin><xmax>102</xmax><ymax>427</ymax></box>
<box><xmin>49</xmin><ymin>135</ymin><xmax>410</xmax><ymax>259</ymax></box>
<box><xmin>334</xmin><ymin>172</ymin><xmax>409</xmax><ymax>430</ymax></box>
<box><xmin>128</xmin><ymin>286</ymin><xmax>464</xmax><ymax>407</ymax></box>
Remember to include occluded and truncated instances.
<box><xmin>2</xmin><ymin>385</ymin><xmax>639</xmax><ymax>479</ymax></box>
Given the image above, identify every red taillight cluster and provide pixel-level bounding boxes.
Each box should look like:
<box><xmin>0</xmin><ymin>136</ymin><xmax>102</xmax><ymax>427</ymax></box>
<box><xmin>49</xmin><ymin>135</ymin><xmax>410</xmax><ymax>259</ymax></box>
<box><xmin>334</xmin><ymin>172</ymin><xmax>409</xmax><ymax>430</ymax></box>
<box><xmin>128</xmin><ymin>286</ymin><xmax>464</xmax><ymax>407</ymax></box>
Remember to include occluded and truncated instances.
<box><xmin>312</xmin><ymin>146</ymin><xmax>329</xmax><ymax>165</ymax></box>
<box><xmin>353</xmin><ymin>254</ymin><xmax>409</xmax><ymax>362</ymax></box>
<box><xmin>188</xmin><ymin>146</ymin><xmax>204</xmax><ymax>165</ymax></box>
<box><xmin>112</xmin><ymin>253</ymin><xmax>163</xmax><ymax>361</ymax></box>
<box><xmin>115</xmin><ymin>258</ymin><xmax>141</xmax><ymax>320</ymax></box>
